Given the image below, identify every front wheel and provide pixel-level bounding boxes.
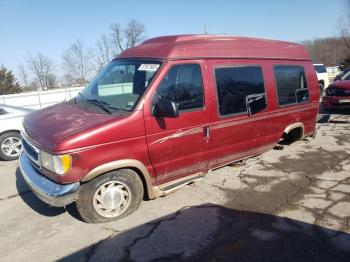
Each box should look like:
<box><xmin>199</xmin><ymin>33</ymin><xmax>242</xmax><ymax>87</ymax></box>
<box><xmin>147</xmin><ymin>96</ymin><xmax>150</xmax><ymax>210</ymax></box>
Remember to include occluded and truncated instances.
<box><xmin>76</xmin><ymin>169</ymin><xmax>144</xmax><ymax>223</ymax></box>
<box><xmin>319</xmin><ymin>82</ymin><xmax>324</xmax><ymax>95</ymax></box>
<box><xmin>0</xmin><ymin>132</ymin><xmax>22</xmax><ymax>161</ymax></box>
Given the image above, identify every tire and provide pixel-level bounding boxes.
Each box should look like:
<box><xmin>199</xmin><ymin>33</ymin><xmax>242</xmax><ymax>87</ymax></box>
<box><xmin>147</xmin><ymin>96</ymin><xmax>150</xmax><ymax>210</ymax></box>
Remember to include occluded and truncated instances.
<box><xmin>319</xmin><ymin>82</ymin><xmax>324</xmax><ymax>95</ymax></box>
<box><xmin>76</xmin><ymin>169</ymin><xmax>144</xmax><ymax>223</ymax></box>
<box><xmin>0</xmin><ymin>132</ymin><xmax>21</xmax><ymax>161</ymax></box>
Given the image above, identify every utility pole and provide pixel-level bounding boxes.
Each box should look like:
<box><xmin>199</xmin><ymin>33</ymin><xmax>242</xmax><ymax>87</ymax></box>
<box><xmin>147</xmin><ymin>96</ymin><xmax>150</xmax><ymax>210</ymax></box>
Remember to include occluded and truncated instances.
<box><xmin>204</xmin><ymin>24</ymin><xmax>208</xmax><ymax>35</ymax></box>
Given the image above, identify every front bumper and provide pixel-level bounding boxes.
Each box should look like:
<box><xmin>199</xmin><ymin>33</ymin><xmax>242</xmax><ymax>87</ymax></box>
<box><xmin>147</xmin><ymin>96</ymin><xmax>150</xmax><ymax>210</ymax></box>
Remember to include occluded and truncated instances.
<box><xmin>19</xmin><ymin>152</ymin><xmax>80</xmax><ymax>207</ymax></box>
<box><xmin>322</xmin><ymin>96</ymin><xmax>350</xmax><ymax>109</ymax></box>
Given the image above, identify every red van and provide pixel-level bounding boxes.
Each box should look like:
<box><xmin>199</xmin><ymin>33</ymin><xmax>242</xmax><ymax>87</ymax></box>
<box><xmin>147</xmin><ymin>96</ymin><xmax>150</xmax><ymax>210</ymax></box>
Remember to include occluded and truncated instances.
<box><xmin>20</xmin><ymin>35</ymin><xmax>319</xmax><ymax>223</ymax></box>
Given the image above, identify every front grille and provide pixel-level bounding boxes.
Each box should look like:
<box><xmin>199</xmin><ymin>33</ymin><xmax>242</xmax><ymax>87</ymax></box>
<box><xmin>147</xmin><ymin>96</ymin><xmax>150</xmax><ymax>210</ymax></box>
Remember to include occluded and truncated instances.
<box><xmin>22</xmin><ymin>139</ymin><xmax>38</xmax><ymax>161</ymax></box>
<box><xmin>332</xmin><ymin>102</ymin><xmax>350</xmax><ymax>106</ymax></box>
<box><xmin>21</xmin><ymin>133</ymin><xmax>41</xmax><ymax>168</ymax></box>
<box><xmin>328</xmin><ymin>88</ymin><xmax>350</xmax><ymax>97</ymax></box>
<box><xmin>335</xmin><ymin>89</ymin><xmax>350</xmax><ymax>96</ymax></box>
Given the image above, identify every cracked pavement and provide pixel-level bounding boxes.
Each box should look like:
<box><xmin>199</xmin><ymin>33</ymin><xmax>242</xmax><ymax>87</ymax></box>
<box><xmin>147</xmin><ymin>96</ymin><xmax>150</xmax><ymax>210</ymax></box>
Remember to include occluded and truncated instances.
<box><xmin>0</xmin><ymin>112</ymin><xmax>350</xmax><ymax>261</ymax></box>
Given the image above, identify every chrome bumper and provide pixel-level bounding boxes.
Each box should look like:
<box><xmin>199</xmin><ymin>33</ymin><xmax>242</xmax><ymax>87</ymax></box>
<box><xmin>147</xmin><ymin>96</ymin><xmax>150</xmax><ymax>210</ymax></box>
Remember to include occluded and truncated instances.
<box><xmin>19</xmin><ymin>152</ymin><xmax>80</xmax><ymax>207</ymax></box>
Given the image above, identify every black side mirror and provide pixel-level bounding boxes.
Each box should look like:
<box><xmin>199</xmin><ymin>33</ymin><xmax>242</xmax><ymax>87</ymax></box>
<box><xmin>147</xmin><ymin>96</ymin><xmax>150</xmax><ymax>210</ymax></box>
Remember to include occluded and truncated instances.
<box><xmin>152</xmin><ymin>98</ymin><xmax>179</xmax><ymax>118</ymax></box>
<box><xmin>246</xmin><ymin>93</ymin><xmax>267</xmax><ymax>116</ymax></box>
<box><xmin>295</xmin><ymin>89</ymin><xmax>309</xmax><ymax>103</ymax></box>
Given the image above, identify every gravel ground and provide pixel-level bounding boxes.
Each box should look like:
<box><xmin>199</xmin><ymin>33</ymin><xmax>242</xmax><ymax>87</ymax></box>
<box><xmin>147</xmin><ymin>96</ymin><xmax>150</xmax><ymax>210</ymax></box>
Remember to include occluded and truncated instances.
<box><xmin>0</xmin><ymin>112</ymin><xmax>349</xmax><ymax>262</ymax></box>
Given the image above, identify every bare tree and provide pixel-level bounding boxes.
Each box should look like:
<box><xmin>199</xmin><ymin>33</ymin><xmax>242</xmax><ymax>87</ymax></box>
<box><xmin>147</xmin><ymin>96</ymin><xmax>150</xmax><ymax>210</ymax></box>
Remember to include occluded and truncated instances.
<box><xmin>62</xmin><ymin>40</ymin><xmax>92</xmax><ymax>85</ymax></box>
<box><xmin>338</xmin><ymin>0</ymin><xmax>350</xmax><ymax>67</ymax></box>
<box><xmin>94</xmin><ymin>34</ymin><xmax>117</xmax><ymax>72</ymax></box>
<box><xmin>111</xmin><ymin>23</ymin><xmax>125</xmax><ymax>52</ymax></box>
<box><xmin>18</xmin><ymin>64</ymin><xmax>29</xmax><ymax>88</ymax></box>
<box><xmin>339</xmin><ymin>13</ymin><xmax>350</xmax><ymax>50</ymax></box>
<box><xmin>46</xmin><ymin>73</ymin><xmax>57</xmax><ymax>89</ymax></box>
<box><xmin>26</xmin><ymin>53</ymin><xmax>55</xmax><ymax>89</ymax></box>
<box><xmin>61</xmin><ymin>73</ymin><xmax>74</xmax><ymax>87</ymax></box>
<box><xmin>111</xmin><ymin>19</ymin><xmax>146</xmax><ymax>52</ymax></box>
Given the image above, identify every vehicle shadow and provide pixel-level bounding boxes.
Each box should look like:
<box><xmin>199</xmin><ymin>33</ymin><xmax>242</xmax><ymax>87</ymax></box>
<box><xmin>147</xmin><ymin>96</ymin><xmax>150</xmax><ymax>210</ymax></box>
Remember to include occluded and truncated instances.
<box><xmin>15</xmin><ymin>167</ymin><xmax>81</xmax><ymax>220</ymax></box>
<box><xmin>60</xmin><ymin>204</ymin><xmax>350</xmax><ymax>262</ymax></box>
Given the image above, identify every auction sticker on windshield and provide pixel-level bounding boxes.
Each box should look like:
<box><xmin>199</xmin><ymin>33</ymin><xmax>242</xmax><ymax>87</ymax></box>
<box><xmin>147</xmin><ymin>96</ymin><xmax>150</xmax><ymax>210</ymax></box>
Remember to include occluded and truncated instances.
<box><xmin>138</xmin><ymin>64</ymin><xmax>160</xmax><ymax>71</ymax></box>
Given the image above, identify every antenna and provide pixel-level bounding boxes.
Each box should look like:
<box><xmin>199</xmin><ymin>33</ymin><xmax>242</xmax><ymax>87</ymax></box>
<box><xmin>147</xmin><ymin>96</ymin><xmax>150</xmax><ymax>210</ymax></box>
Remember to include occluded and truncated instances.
<box><xmin>204</xmin><ymin>24</ymin><xmax>208</xmax><ymax>35</ymax></box>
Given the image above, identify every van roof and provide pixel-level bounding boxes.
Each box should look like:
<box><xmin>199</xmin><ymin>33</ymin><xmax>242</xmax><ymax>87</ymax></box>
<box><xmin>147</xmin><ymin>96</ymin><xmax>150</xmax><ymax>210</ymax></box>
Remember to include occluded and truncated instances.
<box><xmin>118</xmin><ymin>35</ymin><xmax>311</xmax><ymax>61</ymax></box>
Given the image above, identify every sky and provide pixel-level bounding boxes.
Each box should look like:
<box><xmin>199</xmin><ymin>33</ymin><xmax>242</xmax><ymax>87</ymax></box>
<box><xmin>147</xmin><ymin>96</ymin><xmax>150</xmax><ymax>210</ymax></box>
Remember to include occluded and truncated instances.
<box><xmin>0</xmin><ymin>0</ymin><xmax>348</xmax><ymax>80</ymax></box>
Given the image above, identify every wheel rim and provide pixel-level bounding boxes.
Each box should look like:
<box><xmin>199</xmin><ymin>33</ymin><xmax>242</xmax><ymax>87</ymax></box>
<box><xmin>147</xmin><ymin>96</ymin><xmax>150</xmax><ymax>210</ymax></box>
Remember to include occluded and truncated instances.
<box><xmin>93</xmin><ymin>180</ymin><xmax>131</xmax><ymax>218</ymax></box>
<box><xmin>1</xmin><ymin>137</ymin><xmax>21</xmax><ymax>157</ymax></box>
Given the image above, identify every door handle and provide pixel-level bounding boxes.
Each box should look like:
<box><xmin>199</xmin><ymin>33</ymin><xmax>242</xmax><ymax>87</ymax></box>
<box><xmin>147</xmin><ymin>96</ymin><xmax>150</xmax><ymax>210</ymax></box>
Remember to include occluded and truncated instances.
<box><xmin>204</xmin><ymin>126</ymin><xmax>210</xmax><ymax>141</ymax></box>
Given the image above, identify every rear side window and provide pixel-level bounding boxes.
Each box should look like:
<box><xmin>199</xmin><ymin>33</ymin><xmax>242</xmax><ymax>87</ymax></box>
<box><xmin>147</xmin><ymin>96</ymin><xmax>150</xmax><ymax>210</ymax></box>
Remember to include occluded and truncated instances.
<box><xmin>215</xmin><ymin>66</ymin><xmax>266</xmax><ymax>116</ymax></box>
<box><xmin>157</xmin><ymin>64</ymin><xmax>204</xmax><ymax>111</ymax></box>
<box><xmin>275</xmin><ymin>66</ymin><xmax>309</xmax><ymax>106</ymax></box>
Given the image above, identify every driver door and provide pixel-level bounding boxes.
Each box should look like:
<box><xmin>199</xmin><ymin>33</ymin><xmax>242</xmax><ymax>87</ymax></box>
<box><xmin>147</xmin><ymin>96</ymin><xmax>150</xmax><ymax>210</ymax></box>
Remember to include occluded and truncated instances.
<box><xmin>144</xmin><ymin>61</ymin><xmax>211</xmax><ymax>185</ymax></box>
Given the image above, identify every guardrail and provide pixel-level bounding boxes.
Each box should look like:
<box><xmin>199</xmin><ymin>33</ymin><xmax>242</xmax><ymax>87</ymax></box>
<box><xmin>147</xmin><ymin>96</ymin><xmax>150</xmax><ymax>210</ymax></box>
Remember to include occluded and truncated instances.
<box><xmin>0</xmin><ymin>86</ymin><xmax>84</xmax><ymax>109</ymax></box>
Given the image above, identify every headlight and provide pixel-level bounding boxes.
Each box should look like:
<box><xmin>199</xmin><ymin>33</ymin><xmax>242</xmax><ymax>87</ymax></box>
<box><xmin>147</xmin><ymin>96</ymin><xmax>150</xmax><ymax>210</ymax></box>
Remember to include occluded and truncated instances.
<box><xmin>41</xmin><ymin>151</ymin><xmax>72</xmax><ymax>175</ymax></box>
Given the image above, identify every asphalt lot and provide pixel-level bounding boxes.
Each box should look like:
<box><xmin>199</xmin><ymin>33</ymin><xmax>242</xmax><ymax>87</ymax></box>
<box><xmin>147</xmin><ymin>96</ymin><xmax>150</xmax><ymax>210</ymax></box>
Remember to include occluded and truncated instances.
<box><xmin>0</xmin><ymin>112</ymin><xmax>350</xmax><ymax>262</ymax></box>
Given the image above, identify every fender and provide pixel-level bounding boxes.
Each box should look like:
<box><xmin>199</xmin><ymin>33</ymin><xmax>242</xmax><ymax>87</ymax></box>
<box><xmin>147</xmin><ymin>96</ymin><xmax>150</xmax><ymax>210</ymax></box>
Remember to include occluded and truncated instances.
<box><xmin>82</xmin><ymin>159</ymin><xmax>157</xmax><ymax>199</ymax></box>
<box><xmin>283</xmin><ymin>122</ymin><xmax>305</xmax><ymax>139</ymax></box>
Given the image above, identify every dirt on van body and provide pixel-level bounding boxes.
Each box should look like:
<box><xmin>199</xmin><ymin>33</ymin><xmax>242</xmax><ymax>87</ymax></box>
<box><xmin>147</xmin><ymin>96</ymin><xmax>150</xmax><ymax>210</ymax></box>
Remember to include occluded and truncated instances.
<box><xmin>0</xmin><ymin>112</ymin><xmax>349</xmax><ymax>261</ymax></box>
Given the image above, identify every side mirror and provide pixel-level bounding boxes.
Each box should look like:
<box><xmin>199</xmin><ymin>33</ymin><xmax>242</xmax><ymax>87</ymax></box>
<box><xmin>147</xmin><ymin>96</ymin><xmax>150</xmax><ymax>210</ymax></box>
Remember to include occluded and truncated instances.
<box><xmin>246</xmin><ymin>94</ymin><xmax>267</xmax><ymax>116</ymax></box>
<box><xmin>295</xmin><ymin>89</ymin><xmax>309</xmax><ymax>103</ymax></box>
<box><xmin>152</xmin><ymin>98</ymin><xmax>179</xmax><ymax>118</ymax></box>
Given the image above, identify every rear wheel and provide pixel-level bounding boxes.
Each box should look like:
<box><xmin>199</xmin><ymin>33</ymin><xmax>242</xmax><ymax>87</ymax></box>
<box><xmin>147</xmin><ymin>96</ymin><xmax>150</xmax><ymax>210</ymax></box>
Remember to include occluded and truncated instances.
<box><xmin>281</xmin><ymin>128</ymin><xmax>303</xmax><ymax>145</ymax></box>
<box><xmin>76</xmin><ymin>169</ymin><xmax>144</xmax><ymax>223</ymax></box>
<box><xmin>0</xmin><ymin>132</ymin><xmax>21</xmax><ymax>161</ymax></box>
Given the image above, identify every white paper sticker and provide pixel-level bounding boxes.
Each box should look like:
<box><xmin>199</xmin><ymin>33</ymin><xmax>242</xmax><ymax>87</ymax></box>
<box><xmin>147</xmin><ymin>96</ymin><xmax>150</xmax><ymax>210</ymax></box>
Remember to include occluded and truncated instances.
<box><xmin>138</xmin><ymin>64</ymin><xmax>159</xmax><ymax>71</ymax></box>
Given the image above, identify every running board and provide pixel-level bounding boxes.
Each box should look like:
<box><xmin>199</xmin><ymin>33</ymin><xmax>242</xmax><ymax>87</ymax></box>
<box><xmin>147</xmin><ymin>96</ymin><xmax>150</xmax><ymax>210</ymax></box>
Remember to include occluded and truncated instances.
<box><xmin>153</xmin><ymin>173</ymin><xmax>205</xmax><ymax>197</ymax></box>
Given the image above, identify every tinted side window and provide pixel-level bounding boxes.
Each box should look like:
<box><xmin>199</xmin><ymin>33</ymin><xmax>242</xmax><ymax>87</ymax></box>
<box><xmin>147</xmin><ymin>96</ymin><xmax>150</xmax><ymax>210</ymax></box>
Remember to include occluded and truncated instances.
<box><xmin>215</xmin><ymin>66</ymin><xmax>265</xmax><ymax>116</ymax></box>
<box><xmin>157</xmin><ymin>64</ymin><xmax>204</xmax><ymax>111</ymax></box>
<box><xmin>275</xmin><ymin>66</ymin><xmax>308</xmax><ymax>106</ymax></box>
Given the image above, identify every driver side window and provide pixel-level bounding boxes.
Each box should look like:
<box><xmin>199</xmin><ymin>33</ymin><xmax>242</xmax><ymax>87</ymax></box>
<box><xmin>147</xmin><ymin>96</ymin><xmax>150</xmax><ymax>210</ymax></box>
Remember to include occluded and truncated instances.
<box><xmin>157</xmin><ymin>64</ymin><xmax>204</xmax><ymax>111</ymax></box>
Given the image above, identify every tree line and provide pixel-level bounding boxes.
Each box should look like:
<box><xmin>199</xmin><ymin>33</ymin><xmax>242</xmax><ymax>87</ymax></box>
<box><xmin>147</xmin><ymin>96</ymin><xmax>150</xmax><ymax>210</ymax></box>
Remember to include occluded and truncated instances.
<box><xmin>303</xmin><ymin>1</ymin><xmax>350</xmax><ymax>68</ymax></box>
<box><xmin>303</xmin><ymin>37</ymin><xmax>350</xmax><ymax>68</ymax></box>
<box><xmin>1</xmin><ymin>19</ymin><xmax>146</xmax><ymax>95</ymax></box>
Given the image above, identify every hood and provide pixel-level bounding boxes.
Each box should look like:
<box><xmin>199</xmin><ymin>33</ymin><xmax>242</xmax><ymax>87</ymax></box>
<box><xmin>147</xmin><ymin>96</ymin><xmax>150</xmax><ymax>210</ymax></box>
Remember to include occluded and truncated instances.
<box><xmin>329</xmin><ymin>80</ymin><xmax>350</xmax><ymax>89</ymax></box>
<box><xmin>23</xmin><ymin>102</ymin><xmax>121</xmax><ymax>152</ymax></box>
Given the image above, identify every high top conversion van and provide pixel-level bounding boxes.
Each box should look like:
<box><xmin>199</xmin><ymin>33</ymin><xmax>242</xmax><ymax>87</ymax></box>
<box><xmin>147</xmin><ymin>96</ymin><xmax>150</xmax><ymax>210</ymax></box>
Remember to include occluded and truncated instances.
<box><xmin>20</xmin><ymin>35</ymin><xmax>319</xmax><ymax>223</ymax></box>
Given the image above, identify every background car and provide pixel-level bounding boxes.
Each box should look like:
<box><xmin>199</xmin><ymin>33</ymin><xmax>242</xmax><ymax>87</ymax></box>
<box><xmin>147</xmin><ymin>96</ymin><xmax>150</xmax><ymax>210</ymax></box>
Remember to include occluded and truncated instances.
<box><xmin>314</xmin><ymin>63</ymin><xmax>330</xmax><ymax>93</ymax></box>
<box><xmin>0</xmin><ymin>105</ymin><xmax>33</xmax><ymax>161</ymax></box>
<box><xmin>334</xmin><ymin>67</ymin><xmax>350</xmax><ymax>81</ymax></box>
<box><xmin>322</xmin><ymin>77</ymin><xmax>350</xmax><ymax>111</ymax></box>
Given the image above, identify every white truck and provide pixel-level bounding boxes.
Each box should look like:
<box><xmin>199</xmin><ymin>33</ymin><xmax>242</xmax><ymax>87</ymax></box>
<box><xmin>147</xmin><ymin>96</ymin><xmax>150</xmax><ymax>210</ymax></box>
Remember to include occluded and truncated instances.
<box><xmin>314</xmin><ymin>64</ymin><xmax>330</xmax><ymax>94</ymax></box>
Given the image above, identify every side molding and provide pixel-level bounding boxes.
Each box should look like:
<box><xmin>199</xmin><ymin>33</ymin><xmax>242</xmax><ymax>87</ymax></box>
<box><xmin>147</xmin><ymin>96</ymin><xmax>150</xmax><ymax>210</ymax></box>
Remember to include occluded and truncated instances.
<box><xmin>283</xmin><ymin>122</ymin><xmax>305</xmax><ymax>138</ymax></box>
<box><xmin>82</xmin><ymin>159</ymin><xmax>157</xmax><ymax>199</ymax></box>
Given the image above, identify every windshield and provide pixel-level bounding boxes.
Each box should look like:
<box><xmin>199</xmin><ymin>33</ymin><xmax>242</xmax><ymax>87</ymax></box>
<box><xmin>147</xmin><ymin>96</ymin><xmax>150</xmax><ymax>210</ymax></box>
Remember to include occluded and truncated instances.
<box><xmin>80</xmin><ymin>59</ymin><xmax>162</xmax><ymax>112</ymax></box>
<box><xmin>341</xmin><ymin>71</ymin><xmax>350</xmax><ymax>81</ymax></box>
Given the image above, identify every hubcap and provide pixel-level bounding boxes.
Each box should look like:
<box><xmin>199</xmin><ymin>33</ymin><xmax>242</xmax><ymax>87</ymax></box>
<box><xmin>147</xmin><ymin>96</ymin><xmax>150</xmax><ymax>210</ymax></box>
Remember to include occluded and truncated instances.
<box><xmin>93</xmin><ymin>181</ymin><xmax>131</xmax><ymax>218</ymax></box>
<box><xmin>1</xmin><ymin>137</ymin><xmax>21</xmax><ymax>157</ymax></box>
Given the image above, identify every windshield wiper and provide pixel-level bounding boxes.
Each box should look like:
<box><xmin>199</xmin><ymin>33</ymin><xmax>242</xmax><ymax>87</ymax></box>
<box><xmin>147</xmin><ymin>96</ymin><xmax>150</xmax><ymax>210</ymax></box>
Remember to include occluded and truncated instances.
<box><xmin>86</xmin><ymin>99</ymin><xmax>113</xmax><ymax>114</ymax></box>
<box><xmin>78</xmin><ymin>93</ymin><xmax>112</xmax><ymax>114</ymax></box>
<box><xmin>78</xmin><ymin>92</ymin><xmax>128</xmax><ymax>112</ymax></box>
